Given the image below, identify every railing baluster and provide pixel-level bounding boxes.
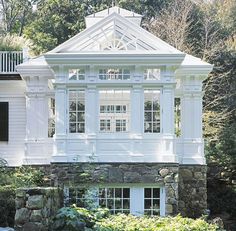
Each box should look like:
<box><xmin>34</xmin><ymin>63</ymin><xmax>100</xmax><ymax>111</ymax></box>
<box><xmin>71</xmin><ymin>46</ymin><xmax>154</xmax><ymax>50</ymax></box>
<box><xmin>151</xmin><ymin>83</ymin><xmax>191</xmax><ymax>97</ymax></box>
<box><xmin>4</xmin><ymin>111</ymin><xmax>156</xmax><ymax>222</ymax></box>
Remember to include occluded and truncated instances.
<box><xmin>0</xmin><ymin>50</ymin><xmax>25</xmax><ymax>74</ymax></box>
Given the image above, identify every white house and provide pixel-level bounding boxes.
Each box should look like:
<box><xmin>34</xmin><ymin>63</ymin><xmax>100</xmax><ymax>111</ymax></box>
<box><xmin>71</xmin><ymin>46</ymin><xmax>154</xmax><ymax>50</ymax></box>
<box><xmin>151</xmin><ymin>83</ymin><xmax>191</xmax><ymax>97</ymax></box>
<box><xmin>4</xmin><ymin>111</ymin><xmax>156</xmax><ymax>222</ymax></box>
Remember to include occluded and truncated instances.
<box><xmin>0</xmin><ymin>7</ymin><xmax>212</xmax><ymax>217</ymax></box>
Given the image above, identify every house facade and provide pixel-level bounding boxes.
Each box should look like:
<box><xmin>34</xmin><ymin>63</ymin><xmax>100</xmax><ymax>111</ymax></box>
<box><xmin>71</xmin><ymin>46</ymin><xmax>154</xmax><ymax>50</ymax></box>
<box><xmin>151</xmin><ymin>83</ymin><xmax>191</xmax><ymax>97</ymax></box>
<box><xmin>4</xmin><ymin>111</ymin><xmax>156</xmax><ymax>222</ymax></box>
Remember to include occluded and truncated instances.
<box><xmin>0</xmin><ymin>7</ymin><xmax>212</xmax><ymax>217</ymax></box>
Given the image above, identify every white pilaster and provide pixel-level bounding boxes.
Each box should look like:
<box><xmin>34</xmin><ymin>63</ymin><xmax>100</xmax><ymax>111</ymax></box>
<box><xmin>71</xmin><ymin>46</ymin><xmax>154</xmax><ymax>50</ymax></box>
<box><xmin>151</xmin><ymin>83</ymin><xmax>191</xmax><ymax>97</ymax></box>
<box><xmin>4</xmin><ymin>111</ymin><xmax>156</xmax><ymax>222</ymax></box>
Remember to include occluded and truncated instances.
<box><xmin>131</xmin><ymin>86</ymin><xmax>142</xmax><ymax>135</ymax></box>
<box><xmin>24</xmin><ymin>76</ymin><xmax>51</xmax><ymax>164</ymax></box>
<box><xmin>180</xmin><ymin>76</ymin><xmax>205</xmax><ymax>164</ymax></box>
<box><xmin>86</xmin><ymin>85</ymin><xmax>97</xmax><ymax>135</ymax></box>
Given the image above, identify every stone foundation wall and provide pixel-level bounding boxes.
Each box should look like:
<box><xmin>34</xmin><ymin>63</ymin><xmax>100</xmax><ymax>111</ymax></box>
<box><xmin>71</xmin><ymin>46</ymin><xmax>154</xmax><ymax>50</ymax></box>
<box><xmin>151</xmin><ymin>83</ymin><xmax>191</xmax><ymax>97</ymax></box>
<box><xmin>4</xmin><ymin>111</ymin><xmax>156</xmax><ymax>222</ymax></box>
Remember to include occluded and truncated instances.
<box><xmin>51</xmin><ymin>163</ymin><xmax>179</xmax><ymax>215</ymax></box>
<box><xmin>14</xmin><ymin>187</ymin><xmax>63</xmax><ymax>231</ymax></box>
<box><xmin>178</xmin><ymin>165</ymin><xmax>207</xmax><ymax>218</ymax></box>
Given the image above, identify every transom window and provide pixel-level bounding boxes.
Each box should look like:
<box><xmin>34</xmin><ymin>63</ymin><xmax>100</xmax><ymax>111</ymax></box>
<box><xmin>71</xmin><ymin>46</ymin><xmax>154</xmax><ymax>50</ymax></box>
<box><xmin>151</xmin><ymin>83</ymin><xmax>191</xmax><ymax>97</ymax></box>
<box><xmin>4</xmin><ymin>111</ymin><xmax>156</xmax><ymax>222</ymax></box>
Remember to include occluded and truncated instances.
<box><xmin>68</xmin><ymin>69</ymin><xmax>85</xmax><ymax>80</ymax></box>
<box><xmin>144</xmin><ymin>188</ymin><xmax>160</xmax><ymax>215</ymax></box>
<box><xmin>99</xmin><ymin>68</ymin><xmax>130</xmax><ymax>80</ymax></box>
<box><xmin>68</xmin><ymin>90</ymin><xmax>85</xmax><ymax>133</ymax></box>
<box><xmin>144</xmin><ymin>90</ymin><xmax>161</xmax><ymax>133</ymax></box>
<box><xmin>144</xmin><ymin>69</ymin><xmax>161</xmax><ymax>80</ymax></box>
<box><xmin>99</xmin><ymin>187</ymin><xmax>130</xmax><ymax>214</ymax></box>
<box><xmin>99</xmin><ymin>90</ymin><xmax>130</xmax><ymax>133</ymax></box>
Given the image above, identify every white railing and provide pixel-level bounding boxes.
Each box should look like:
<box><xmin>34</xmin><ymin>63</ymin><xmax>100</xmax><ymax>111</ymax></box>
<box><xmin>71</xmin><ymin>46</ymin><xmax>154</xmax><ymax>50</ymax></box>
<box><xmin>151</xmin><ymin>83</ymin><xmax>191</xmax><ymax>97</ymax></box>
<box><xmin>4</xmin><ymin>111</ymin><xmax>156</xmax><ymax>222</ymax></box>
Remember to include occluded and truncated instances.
<box><xmin>0</xmin><ymin>49</ymin><xmax>27</xmax><ymax>74</ymax></box>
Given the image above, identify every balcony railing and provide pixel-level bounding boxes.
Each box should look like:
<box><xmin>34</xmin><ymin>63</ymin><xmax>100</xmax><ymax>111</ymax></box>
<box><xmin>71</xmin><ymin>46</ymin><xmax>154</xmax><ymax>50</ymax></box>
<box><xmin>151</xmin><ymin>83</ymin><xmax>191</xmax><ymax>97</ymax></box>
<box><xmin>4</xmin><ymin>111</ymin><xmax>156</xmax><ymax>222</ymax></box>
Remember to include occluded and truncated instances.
<box><xmin>0</xmin><ymin>49</ymin><xmax>28</xmax><ymax>74</ymax></box>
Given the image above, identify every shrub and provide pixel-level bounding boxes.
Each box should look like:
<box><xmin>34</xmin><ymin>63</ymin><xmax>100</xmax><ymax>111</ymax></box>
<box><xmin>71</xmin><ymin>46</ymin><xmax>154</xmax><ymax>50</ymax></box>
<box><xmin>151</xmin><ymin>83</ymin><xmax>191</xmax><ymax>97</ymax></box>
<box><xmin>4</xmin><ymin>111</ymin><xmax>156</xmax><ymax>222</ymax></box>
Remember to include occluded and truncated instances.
<box><xmin>0</xmin><ymin>34</ymin><xmax>32</xmax><ymax>51</ymax></box>
<box><xmin>95</xmin><ymin>214</ymin><xmax>221</xmax><ymax>231</ymax></box>
<box><xmin>0</xmin><ymin>186</ymin><xmax>16</xmax><ymax>227</ymax></box>
<box><xmin>51</xmin><ymin>206</ymin><xmax>110</xmax><ymax>231</ymax></box>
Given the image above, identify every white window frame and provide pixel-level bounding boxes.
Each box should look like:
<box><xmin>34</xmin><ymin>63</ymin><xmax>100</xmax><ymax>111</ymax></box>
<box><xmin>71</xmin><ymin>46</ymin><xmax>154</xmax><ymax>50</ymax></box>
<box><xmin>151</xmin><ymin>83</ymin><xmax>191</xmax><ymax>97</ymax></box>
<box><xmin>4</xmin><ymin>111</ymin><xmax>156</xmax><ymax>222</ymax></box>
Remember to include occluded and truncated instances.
<box><xmin>144</xmin><ymin>90</ymin><xmax>161</xmax><ymax>133</ymax></box>
<box><xmin>68</xmin><ymin>68</ymin><xmax>86</xmax><ymax>81</ymax></box>
<box><xmin>65</xmin><ymin>185</ymin><xmax>165</xmax><ymax>216</ymax></box>
<box><xmin>99</xmin><ymin>89</ymin><xmax>130</xmax><ymax>133</ymax></box>
<box><xmin>144</xmin><ymin>68</ymin><xmax>161</xmax><ymax>80</ymax></box>
<box><xmin>98</xmin><ymin>68</ymin><xmax>131</xmax><ymax>80</ymax></box>
<box><xmin>68</xmin><ymin>89</ymin><xmax>85</xmax><ymax>133</ymax></box>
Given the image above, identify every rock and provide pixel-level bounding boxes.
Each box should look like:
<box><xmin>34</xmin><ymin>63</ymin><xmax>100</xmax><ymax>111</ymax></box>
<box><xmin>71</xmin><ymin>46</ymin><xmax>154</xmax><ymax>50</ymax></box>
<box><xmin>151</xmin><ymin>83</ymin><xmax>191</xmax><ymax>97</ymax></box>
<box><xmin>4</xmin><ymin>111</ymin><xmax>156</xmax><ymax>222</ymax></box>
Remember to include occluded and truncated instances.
<box><xmin>166</xmin><ymin>204</ymin><xmax>173</xmax><ymax>214</ymax></box>
<box><xmin>30</xmin><ymin>210</ymin><xmax>42</xmax><ymax>222</ymax></box>
<box><xmin>164</xmin><ymin>175</ymin><xmax>173</xmax><ymax>183</ymax></box>
<box><xmin>159</xmin><ymin>168</ymin><xmax>169</xmax><ymax>177</ymax></box>
<box><xmin>15</xmin><ymin>208</ymin><xmax>31</xmax><ymax>225</ymax></box>
<box><xmin>108</xmin><ymin>168</ymin><xmax>123</xmax><ymax>183</ymax></box>
<box><xmin>16</xmin><ymin>189</ymin><xmax>26</xmax><ymax>198</ymax></box>
<box><xmin>180</xmin><ymin>169</ymin><xmax>193</xmax><ymax>180</ymax></box>
<box><xmin>194</xmin><ymin>172</ymin><xmax>203</xmax><ymax>179</ymax></box>
<box><xmin>22</xmin><ymin>222</ymin><xmax>44</xmax><ymax>231</ymax></box>
<box><xmin>15</xmin><ymin>198</ymin><xmax>26</xmax><ymax>209</ymax></box>
<box><xmin>124</xmin><ymin>172</ymin><xmax>141</xmax><ymax>182</ymax></box>
<box><xmin>27</xmin><ymin>195</ymin><xmax>44</xmax><ymax>209</ymax></box>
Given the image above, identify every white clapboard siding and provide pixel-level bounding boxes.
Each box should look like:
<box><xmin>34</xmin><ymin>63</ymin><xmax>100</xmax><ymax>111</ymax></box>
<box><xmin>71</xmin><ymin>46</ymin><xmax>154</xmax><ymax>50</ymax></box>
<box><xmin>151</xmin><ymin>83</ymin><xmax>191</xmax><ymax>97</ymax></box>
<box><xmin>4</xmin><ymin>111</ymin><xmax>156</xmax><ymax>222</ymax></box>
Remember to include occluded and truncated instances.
<box><xmin>0</xmin><ymin>81</ymin><xmax>26</xmax><ymax>166</ymax></box>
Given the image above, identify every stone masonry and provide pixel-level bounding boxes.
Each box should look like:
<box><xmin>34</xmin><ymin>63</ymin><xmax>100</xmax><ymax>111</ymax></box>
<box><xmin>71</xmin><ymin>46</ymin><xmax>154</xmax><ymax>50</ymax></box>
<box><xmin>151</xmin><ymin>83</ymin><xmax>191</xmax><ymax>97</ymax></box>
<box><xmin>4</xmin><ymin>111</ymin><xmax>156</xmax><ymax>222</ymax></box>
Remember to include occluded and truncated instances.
<box><xmin>14</xmin><ymin>187</ymin><xmax>63</xmax><ymax>231</ymax></box>
<box><xmin>179</xmin><ymin>165</ymin><xmax>207</xmax><ymax>218</ymax></box>
<box><xmin>50</xmin><ymin>163</ymin><xmax>179</xmax><ymax>215</ymax></box>
<box><xmin>14</xmin><ymin>163</ymin><xmax>208</xmax><ymax>230</ymax></box>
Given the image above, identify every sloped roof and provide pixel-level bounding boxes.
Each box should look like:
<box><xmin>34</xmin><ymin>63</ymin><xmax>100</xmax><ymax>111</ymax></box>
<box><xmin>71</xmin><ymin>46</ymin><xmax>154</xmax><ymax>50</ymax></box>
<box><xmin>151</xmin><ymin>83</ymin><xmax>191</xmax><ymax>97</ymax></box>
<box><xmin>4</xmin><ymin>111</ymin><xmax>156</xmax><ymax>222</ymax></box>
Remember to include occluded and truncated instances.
<box><xmin>49</xmin><ymin>11</ymin><xmax>183</xmax><ymax>54</ymax></box>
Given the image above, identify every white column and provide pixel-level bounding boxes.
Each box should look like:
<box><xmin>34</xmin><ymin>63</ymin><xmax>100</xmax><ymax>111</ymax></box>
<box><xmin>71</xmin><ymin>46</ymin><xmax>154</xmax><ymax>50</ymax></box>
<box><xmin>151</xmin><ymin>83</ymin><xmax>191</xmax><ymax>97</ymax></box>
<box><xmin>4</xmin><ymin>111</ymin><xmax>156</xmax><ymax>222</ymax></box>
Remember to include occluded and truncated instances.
<box><xmin>193</xmin><ymin>93</ymin><xmax>203</xmax><ymax>138</ymax></box>
<box><xmin>181</xmin><ymin>76</ymin><xmax>205</xmax><ymax>164</ymax></box>
<box><xmin>181</xmin><ymin>93</ymin><xmax>193</xmax><ymax>138</ymax></box>
<box><xmin>162</xmin><ymin>87</ymin><xmax>174</xmax><ymax>134</ymax></box>
<box><xmin>86</xmin><ymin>86</ymin><xmax>97</xmax><ymax>135</ymax></box>
<box><xmin>131</xmin><ymin>86</ymin><xmax>142</xmax><ymax>135</ymax></box>
<box><xmin>52</xmin><ymin>85</ymin><xmax>67</xmax><ymax>162</ymax></box>
<box><xmin>24</xmin><ymin>76</ymin><xmax>50</xmax><ymax>164</ymax></box>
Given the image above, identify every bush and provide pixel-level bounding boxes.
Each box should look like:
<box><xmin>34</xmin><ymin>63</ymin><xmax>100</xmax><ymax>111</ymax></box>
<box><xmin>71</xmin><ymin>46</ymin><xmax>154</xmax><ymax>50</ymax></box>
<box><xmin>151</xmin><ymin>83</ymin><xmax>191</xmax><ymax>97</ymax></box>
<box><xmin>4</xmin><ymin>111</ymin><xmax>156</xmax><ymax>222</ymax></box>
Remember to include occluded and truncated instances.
<box><xmin>0</xmin><ymin>186</ymin><xmax>16</xmax><ymax>227</ymax></box>
<box><xmin>51</xmin><ymin>206</ymin><xmax>110</xmax><ymax>231</ymax></box>
<box><xmin>95</xmin><ymin>214</ymin><xmax>221</xmax><ymax>231</ymax></box>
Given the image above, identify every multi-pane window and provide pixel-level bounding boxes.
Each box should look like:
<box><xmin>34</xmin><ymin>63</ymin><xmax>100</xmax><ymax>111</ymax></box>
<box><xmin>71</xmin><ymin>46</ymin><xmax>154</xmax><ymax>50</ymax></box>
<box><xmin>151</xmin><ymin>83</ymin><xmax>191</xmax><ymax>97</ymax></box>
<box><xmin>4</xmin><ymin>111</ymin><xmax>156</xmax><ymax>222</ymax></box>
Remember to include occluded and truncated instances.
<box><xmin>65</xmin><ymin>186</ymin><xmax>164</xmax><ymax>216</ymax></box>
<box><xmin>99</xmin><ymin>68</ymin><xmax>130</xmax><ymax>80</ymax></box>
<box><xmin>99</xmin><ymin>90</ymin><xmax>130</xmax><ymax>132</ymax></box>
<box><xmin>144</xmin><ymin>188</ymin><xmax>160</xmax><ymax>215</ymax></box>
<box><xmin>144</xmin><ymin>90</ymin><xmax>160</xmax><ymax>133</ymax></box>
<box><xmin>175</xmin><ymin>98</ymin><xmax>181</xmax><ymax>137</ymax></box>
<box><xmin>48</xmin><ymin>98</ymin><xmax>55</xmax><ymax>137</ymax></box>
<box><xmin>144</xmin><ymin>69</ymin><xmax>161</xmax><ymax>80</ymax></box>
<box><xmin>99</xmin><ymin>188</ymin><xmax>130</xmax><ymax>214</ymax></box>
<box><xmin>68</xmin><ymin>69</ymin><xmax>85</xmax><ymax>80</ymax></box>
<box><xmin>69</xmin><ymin>90</ymin><xmax>85</xmax><ymax>133</ymax></box>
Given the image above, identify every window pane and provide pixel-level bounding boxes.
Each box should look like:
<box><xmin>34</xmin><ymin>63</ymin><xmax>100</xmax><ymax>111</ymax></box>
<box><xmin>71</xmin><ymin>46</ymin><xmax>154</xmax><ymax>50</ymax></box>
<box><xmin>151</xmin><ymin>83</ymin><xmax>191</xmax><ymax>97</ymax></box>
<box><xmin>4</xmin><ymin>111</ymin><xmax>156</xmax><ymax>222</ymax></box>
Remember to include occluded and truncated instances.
<box><xmin>144</xmin><ymin>90</ymin><xmax>160</xmax><ymax>133</ymax></box>
<box><xmin>123</xmin><ymin>188</ymin><xmax>130</xmax><ymax>198</ymax></box>
<box><xmin>99</xmin><ymin>90</ymin><xmax>130</xmax><ymax>132</ymax></box>
<box><xmin>153</xmin><ymin>199</ymin><xmax>160</xmax><ymax>209</ymax></box>
<box><xmin>69</xmin><ymin>112</ymin><xmax>76</xmax><ymax>122</ymax></box>
<box><xmin>145</xmin><ymin>188</ymin><xmax>151</xmax><ymax>198</ymax></box>
<box><xmin>153</xmin><ymin>188</ymin><xmax>160</xmax><ymax>198</ymax></box>
<box><xmin>69</xmin><ymin>101</ymin><xmax>76</xmax><ymax>111</ymax></box>
<box><xmin>144</xmin><ymin>199</ymin><xmax>151</xmax><ymax>209</ymax></box>
<box><xmin>68</xmin><ymin>90</ymin><xmax>85</xmax><ymax>133</ymax></box>
<box><xmin>123</xmin><ymin>199</ymin><xmax>130</xmax><ymax>209</ymax></box>
<box><xmin>69</xmin><ymin>123</ymin><xmax>76</xmax><ymax>133</ymax></box>
<box><xmin>115</xmin><ymin>198</ymin><xmax>122</xmax><ymax>209</ymax></box>
<box><xmin>115</xmin><ymin>188</ymin><xmax>122</xmax><ymax>197</ymax></box>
